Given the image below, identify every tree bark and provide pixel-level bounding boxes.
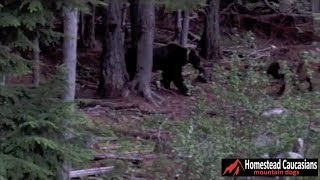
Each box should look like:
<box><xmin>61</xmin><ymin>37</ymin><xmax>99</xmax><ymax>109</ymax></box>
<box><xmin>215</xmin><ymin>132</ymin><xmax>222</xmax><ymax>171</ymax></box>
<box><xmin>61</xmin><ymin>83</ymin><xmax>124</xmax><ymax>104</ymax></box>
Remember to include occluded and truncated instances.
<box><xmin>99</xmin><ymin>0</ymin><xmax>128</xmax><ymax>98</ymax></box>
<box><xmin>312</xmin><ymin>0</ymin><xmax>320</xmax><ymax>34</ymax></box>
<box><xmin>80</xmin><ymin>12</ymin><xmax>86</xmax><ymax>47</ymax></box>
<box><xmin>199</xmin><ymin>0</ymin><xmax>221</xmax><ymax>60</ymax></box>
<box><xmin>180</xmin><ymin>10</ymin><xmax>190</xmax><ymax>47</ymax></box>
<box><xmin>135</xmin><ymin>0</ymin><xmax>154</xmax><ymax>97</ymax></box>
<box><xmin>63</xmin><ymin>7</ymin><xmax>78</xmax><ymax>102</ymax></box>
<box><xmin>121</xmin><ymin>3</ymin><xmax>129</xmax><ymax>44</ymax></box>
<box><xmin>87</xmin><ymin>4</ymin><xmax>96</xmax><ymax>48</ymax></box>
<box><xmin>129</xmin><ymin>0</ymin><xmax>158</xmax><ymax>104</ymax></box>
<box><xmin>129</xmin><ymin>0</ymin><xmax>139</xmax><ymax>50</ymax></box>
<box><xmin>59</xmin><ymin>7</ymin><xmax>78</xmax><ymax>180</ymax></box>
<box><xmin>313</xmin><ymin>0</ymin><xmax>320</xmax><ymax>12</ymax></box>
<box><xmin>175</xmin><ymin>9</ymin><xmax>182</xmax><ymax>42</ymax></box>
<box><xmin>79</xmin><ymin>5</ymin><xmax>96</xmax><ymax>48</ymax></box>
<box><xmin>0</xmin><ymin>75</ymin><xmax>5</xmax><ymax>86</ymax></box>
<box><xmin>69</xmin><ymin>166</ymin><xmax>114</xmax><ymax>178</ymax></box>
<box><xmin>32</xmin><ymin>33</ymin><xmax>40</xmax><ymax>87</ymax></box>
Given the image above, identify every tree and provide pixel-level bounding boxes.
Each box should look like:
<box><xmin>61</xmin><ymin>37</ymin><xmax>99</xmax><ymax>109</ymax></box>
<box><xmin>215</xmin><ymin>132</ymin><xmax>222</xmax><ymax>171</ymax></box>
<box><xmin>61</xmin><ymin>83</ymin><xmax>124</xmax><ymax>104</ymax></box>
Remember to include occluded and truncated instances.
<box><xmin>129</xmin><ymin>0</ymin><xmax>139</xmax><ymax>50</ymax></box>
<box><xmin>57</xmin><ymin>5</ymin><xmax>79</xmax><ymax>180</ymax></box>
<box><xmin>312</xmin><ymin>0</ymin><xmax>320</xmax><ymax>34</ymax></box>
<box><xmin>180</xmin><ymin>10</ymin><xmax>190</xmax><ymax>47</ymax></box>
<box><xmin>0</xmin><ymin>75</ymin><xmax>5</xmax><ymax>86</ymax></box>
<box><xmin>313</xmin><ymin>0</ymin><xmax>320</xmax><ymax>12</ymax></box>
<box><xmin>0</xmin><ymin>1</ymin><xmax>92</xmax><ymax>179</ymax></box>
<box><xmin>88</xmin><ymin>4</ymin><xmax>97</xmax><ymax>48</ymax></box>
<box><xmin>199</xmin><ymin>0</ymin><xmax>221</xmax><ymax>60</ymax></box>
<box><xmin>162</xmin><ymin>0</ymin><xmax>204</xmax><ymax>47</ymax></box>
<box><xmin>175</xmin><ymin>9</ymin><xmax>189</xmax><ymax>47</ymax></box>
<box><xmin>127</xmin><ymin>0</ymin><xmax>160</xmax><ymax>103</ymax></box>
<box><xmin>58</xmin><ymin>1</ymin><xmax>105</xmax><ymax>178</ymax></box>
<box><xmin>62</xmin><ymin>7</ymin><xmax>79</xmax><ymax>102</ymax></box>
<box><xmin>98</xmin><ymin>0</ymin><xmax>128</xmax><ymax>98</ymax></box>
<box><xmin>175</xmin><ymin>9</ymin><xmax>183</xmax><ymax>42</ymax></box>
<box><xmin>79</xmin><ymin>3</ymin><xmax>97</xmax><ymax>48</ymax></box>
<box><xmin>33</xmin><ymin>33</ymin><xmax>40</xmax><ymax>87</ymax></box>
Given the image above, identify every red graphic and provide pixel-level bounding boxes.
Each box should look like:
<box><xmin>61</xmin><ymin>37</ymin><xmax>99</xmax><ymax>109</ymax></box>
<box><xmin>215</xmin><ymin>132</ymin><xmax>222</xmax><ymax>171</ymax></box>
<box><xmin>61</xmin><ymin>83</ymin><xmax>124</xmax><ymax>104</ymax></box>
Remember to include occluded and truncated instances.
<box><xmin>223</xmin><ymin>159</ymin><xmax>245</xmax><ymax>176</ymax></box>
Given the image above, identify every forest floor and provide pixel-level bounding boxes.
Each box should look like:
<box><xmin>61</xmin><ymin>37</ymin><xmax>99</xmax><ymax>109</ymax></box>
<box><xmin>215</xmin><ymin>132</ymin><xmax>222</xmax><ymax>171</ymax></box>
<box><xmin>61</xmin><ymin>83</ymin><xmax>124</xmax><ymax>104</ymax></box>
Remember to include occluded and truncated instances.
<box><xmin>66</xmin><ymin>31</ymin><xmax>320</xmax><ymax>179</ymax></box>
<box><xmin>10</xmin><ymin>27</ymin><xmax>320</xmax><ymax>179</ymax></box>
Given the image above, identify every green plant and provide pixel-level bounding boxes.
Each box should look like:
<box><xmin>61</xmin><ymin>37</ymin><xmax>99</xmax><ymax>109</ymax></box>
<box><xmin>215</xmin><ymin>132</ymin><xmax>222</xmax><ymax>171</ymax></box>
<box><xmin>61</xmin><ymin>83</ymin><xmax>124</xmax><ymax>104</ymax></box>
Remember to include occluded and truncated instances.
<box><xmin>0</xmin><ymin>67</ymin><xmax>94</xmax><ymax>179</ymax></box>
<box><xmin>170</xmin><ymin>52</ymin><xmax>320</xmax><ymax>179</ymax></box>
<box><xmin>171</xmin><ymin>102</ymin><xmax>235</xmax><ymax>180</ymax></box>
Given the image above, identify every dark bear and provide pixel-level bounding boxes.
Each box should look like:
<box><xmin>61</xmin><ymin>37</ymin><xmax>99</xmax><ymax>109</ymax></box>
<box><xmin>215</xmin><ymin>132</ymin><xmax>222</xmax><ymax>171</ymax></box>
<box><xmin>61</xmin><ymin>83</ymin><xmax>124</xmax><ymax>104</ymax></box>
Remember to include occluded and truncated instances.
<box><xmin>266</xmin><ymin>62</ymin><xmax>286</xmax><ymax>96</ymax></box>
<box><xmin>267</xmin><ymin>62</ymin><xmax>285</xmax><ymax>80</ymax></box>
<box><xmin>125</xmin><ymin>43</ymin><xmax>206</xmax><ymax>95</ymax></box>
<box><xmin>266</xmin><ymin>61</ymin><xmax>312</xmax><ymax>96</ymax></box>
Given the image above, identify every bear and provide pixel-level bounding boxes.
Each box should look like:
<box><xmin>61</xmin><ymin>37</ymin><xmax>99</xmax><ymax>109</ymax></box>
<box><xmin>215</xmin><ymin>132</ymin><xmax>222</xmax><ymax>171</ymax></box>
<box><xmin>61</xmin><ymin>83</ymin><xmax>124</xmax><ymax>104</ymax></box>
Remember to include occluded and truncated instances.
<box><xmin>266</xmin><ymin>62</ymin><xmax>286</xmax><ymax>96</ymax></box>
<box><xmin>266</xmin><ymin>61</ymin><xmax>312</xmax><ymax>96</ymax></box>
<box><xmin>125</xmin><ymin>43</ymin><xmax>206</xmax><ymax>95</ymax></box>
<box><xmin>267</xmin><ymin>62</ymin><xmax>285</xmax><ymax>80</ymax></box>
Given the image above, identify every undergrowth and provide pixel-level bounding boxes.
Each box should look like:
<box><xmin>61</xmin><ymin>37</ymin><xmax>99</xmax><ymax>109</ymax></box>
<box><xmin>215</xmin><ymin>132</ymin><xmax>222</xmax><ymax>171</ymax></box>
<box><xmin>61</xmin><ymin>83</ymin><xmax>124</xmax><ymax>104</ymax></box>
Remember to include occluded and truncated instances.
<box><xmin>169</xmin><ymin>53</ymin><xmax>320</xmax><ymax>180</ymax></box>
<box><xmin>0</xmin><ymin>68</ymin><xmax>94</xmax><ymax>179</ymax></box>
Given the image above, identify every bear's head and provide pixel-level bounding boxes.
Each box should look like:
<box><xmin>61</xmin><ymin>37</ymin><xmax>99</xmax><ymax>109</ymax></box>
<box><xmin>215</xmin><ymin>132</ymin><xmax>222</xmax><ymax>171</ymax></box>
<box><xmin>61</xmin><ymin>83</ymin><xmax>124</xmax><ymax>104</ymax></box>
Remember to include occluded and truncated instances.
<box><xmin>187</xmin><ymin>49</ymin><xmax>208</xmax><ymax>83</ymax></box>
<box><xmin>188</xmin><ymin>49</ymin><xmax>201</xmax><ymax>68</ymax></box>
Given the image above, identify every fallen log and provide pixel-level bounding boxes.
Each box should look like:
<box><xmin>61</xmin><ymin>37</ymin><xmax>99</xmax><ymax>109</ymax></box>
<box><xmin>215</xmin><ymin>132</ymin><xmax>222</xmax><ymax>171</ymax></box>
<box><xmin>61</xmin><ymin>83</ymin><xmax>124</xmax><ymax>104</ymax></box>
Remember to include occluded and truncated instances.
<box><xmin>93</xmin><ymin>152</ymin><xmax>182</xmax><ymax>162</ymax></box>
<box><xmin>94</xmin><ymin>152</ymin><xmax>158</xmax><ymax>162</ymax></box>
<box><xmin>76</xmin><ymin>99</ymin><xmax>138</xmax><ymax>110</ymax></box>
<box><xmin>69</xmin><ymin>166</ymin><xmax>114</xmax><ymax>178</ymax></box>
<box><xmin>113</xmin><ymin>128</ymin><xmax>171</xmax><ymax>141</ymax></box>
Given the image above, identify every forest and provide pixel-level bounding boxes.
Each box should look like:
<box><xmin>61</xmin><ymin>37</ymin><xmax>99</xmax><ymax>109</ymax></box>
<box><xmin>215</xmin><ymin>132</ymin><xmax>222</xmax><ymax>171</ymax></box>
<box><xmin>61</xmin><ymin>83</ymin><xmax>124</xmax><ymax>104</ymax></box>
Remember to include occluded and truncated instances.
<box><xmin>0</xmin><ymin>0</ymin><xmax>320</xmax><ymax>179</ymax></box>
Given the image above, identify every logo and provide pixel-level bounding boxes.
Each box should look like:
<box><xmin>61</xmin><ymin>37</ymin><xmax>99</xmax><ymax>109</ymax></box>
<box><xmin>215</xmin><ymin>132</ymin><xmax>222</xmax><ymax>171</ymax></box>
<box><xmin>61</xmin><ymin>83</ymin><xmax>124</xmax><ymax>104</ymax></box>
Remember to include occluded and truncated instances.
<box><xmin>223</xmin><ymin>159</ymin><xmax>245</xmax><ymax>176</ymax></box>
<box><xmin>222</xmin><ymin>159</ymin><xmax>318</xmax><ymax>176</ymax></box>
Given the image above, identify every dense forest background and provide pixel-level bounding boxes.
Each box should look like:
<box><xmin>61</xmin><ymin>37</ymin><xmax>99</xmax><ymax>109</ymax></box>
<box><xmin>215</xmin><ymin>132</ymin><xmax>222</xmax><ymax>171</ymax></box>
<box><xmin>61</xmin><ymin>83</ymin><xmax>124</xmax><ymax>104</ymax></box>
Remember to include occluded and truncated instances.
<box><xmin>0</xmin><ymin>0</ymin><xmax>320</xmax><ymax>179</ymax></box>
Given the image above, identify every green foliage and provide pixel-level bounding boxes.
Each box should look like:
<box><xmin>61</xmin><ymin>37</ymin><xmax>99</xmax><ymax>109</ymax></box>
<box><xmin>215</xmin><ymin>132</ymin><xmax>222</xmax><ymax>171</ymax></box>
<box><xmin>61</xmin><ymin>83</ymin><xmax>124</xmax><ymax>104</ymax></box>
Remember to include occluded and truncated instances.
<box><xmin>0</xmin><ymin>67</ymin><xmax>94</xmax><ymax>179</ymax></box>
<box><xmin>170</xmin><ymin>51</ymin><xmax>320</xmax><ymax>179</ymax></box>
<box><xmin>172</xmin><ymin>106</ymin><xmax>236</xmax><ymax>180</ymax></box>
<box><xmin>0</xmin><ymin>46</ymin><xmax>31</xmax><ymax>76</ymax></box>
<box><xmin>0</xmin><ymin>1</ymin><xmax>57</xmax><ymax>48</ymax></box>
<box><xmin>0</xmin><ymin>13</ymin><xmax>21</xmax><ymax>27</ymax></box>
<box><xmin>0</xmin><ymin>0</ymin><xmax>104</xmax><ymax>52</ymax></box>
<box><xmin>0</xmin><ymin>1</ymin><xmax>108</xmax><ymax>178</ymax></box>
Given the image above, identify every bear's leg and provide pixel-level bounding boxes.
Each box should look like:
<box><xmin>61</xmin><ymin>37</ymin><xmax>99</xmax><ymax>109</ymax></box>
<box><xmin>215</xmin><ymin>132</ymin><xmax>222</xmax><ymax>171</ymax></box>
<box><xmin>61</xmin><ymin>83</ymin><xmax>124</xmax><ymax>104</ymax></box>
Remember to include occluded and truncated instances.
<box><xmin>306</xmin><ymin>77</ymin><xmax>313</xmax><ymax>91</ymax></box>
<box><xmin>172</xmin><ymin>68</ymin><xmax>190</xmax><ymax>96</ymax></box>
<box><xmin>162</xmin><ymin>71</ymin><xmax>172</xmax><ymax>89</ymax></box>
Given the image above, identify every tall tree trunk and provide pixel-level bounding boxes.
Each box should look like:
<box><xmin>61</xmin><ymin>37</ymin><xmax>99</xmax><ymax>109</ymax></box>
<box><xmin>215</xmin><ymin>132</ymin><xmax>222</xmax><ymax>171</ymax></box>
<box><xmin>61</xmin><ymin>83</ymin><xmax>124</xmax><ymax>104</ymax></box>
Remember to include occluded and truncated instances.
<box><xmin>180</xmin><ymin>10</ymin><xmax>190</xmax><ymax>47</ymax></box>
<box><xmin>312</xmin><ymin>0</ymin><xmax>320</xmax><ymax>34</ymax></box>
<box><xmin>128</xmin><ymin>0</ymin><xmax>160</xmax><ymax>104</ymax></box>
<box><xmin>99</xmin><ymin>0</ymin><xmax>128</xmax><ymax>98</ymax></box>
<box><xmin>129</xmin><ymin>0</ymin><xmax>139</xmax><ymax>50</ymax></box>
<box><xmin>58</xmin><ymin>7</ymin><xmax>78</xmax><ymax>180</ymax></box>
<box><xmin>80</xmin><ymin>12</ymin><xmax>86</xmax><ymax>47</ymax></box>
<box><xmin>87</xmin><ymin>4</ymin><xmax>96</xmax><ymax>48</ymax></box>
<box><xmin>121</xmin><ymin>3</ymin><xmax>129</xmax><ymax>44</ymax></box>
<box><xmin>79</xmin><ymin>5</ymin><xmax>96</xmax><ymax>48</ymax></box>
<box><xmin>0</xmin><ymin>75</ymin><xmax>5</xmax><ymax>86</ymax></box>
<box><xmin>279</xmin><ymin>0</ymin><xmax>292</xmax><ymax>13</ymax></box>
<box><xmin>63</xmin><ymin>7</ymin><xmax>78</xmax><ymax>102</ymax></box>
<box><xmin>313</xmin><ymin>0</ymin><xmax>320</xmax><ymax>12</ymax></box>
<box><xmin>32</xmin><ymin>33</ymin><xmax>40</xmax><ymax>87</ymax></box>
<box><xmin>199</xmin><ymin>0</ymin><xmax>221</xmax><ymax>60</ymax></box>
<box><xmin>175</xmin><ymin>9</ymin><xmax>182</xmax><ymax>42</ymax></box>
<box><xmin>135</xmin><ymin>0</ymin><xmax>154</xmax><ymax>100</ymax></box>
